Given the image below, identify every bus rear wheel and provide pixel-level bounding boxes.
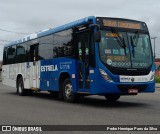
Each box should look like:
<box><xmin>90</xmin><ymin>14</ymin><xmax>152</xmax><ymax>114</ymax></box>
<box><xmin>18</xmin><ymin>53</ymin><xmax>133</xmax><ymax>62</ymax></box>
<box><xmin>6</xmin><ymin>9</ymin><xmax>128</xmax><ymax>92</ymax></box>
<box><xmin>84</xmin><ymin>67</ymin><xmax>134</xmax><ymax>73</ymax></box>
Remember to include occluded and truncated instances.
<box><xmin>17</xmin><ymin>77</ymin><xmax>27</xmax><ymax>96</ymax></box>
<box><xmin>63</xmin><ymin>78</ymin><xmax>76</xmax><ymax>103</ymax></box>
<box><xmin>104</xmin><ymin>94</ymin><xmax>120</xmax><ymax>102</ymax></box>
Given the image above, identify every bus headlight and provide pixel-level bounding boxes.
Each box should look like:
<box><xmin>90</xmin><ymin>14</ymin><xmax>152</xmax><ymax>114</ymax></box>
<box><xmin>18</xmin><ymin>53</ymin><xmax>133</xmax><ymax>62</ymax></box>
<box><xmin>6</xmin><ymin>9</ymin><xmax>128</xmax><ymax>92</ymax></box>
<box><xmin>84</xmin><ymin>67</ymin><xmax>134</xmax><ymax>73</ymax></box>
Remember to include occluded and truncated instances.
<box><xmin>150</xmin><ymin>71</ymin><xmax>155</xmax><ymax>81</ymax></box>
<box><xmin>99</xmin><ymin>69</ymin><xmax>113</xmax><ymax>82</ymax></box>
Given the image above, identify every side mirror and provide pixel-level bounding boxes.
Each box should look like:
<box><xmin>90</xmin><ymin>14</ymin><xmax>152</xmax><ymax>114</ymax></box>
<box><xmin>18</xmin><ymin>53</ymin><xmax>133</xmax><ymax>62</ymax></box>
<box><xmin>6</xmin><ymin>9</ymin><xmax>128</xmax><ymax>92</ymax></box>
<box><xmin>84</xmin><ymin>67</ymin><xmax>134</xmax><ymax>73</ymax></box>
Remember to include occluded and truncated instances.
<box><xmin>89</xmin><ymin>24</ymin><xmax>101</xmax><ymax>43</ymax></box>
<box><xmin>95</xmin><ymin>31</ymin><xmax>101</xmax><ymax>42</ymax></box>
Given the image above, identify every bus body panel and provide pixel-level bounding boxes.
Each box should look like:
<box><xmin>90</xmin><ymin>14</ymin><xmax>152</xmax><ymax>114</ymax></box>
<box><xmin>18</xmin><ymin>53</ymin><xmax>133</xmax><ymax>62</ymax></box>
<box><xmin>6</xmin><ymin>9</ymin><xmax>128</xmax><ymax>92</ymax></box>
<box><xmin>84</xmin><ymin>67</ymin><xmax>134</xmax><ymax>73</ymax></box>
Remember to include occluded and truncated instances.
<box><xmin>94</xmin><ymin>71</ymin><xmax>155</xmax><ymax>94</ymax></box>
<box><xmin>2</xmin><ymin>63</ymin><xmax>30</xmax><ymax>88</ymax></box>
<box><xmin>40</xmin><ymin>58</ymin><xmax>77</xmax><ymax>91</ymax></box>
<box><xmin>2</xmin><ymin>61</ymin><xmax>41</xmax><ymax>89</ymax></box>
<box><xmin>92</xmin><ymin>62</ymin><xmax>155</xmax><ymax>95</ymax></box>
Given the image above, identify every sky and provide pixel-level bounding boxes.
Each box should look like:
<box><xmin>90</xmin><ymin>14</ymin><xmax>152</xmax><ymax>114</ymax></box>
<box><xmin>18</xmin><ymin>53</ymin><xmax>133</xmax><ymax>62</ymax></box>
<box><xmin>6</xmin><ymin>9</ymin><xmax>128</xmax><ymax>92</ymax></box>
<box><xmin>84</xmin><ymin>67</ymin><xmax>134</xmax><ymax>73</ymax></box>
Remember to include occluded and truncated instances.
<box><xmin>0</xmin><ymin>0</ymin><xmax>160</xmax><ymax>60</ymax></box>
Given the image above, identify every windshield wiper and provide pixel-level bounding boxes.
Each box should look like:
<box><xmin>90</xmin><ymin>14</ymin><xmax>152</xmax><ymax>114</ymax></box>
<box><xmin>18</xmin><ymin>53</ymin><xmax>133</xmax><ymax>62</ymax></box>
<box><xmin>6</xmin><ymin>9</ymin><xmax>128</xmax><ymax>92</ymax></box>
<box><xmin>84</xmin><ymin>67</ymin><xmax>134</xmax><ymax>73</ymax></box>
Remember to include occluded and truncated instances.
<box><xmin>111</xmin><ymin>28</ymin><xmax>127</xmax><ymax>55</ymax></box>
<box><xmin>132</xmin><ymin>30</ymin><xmax>140</xmax><ymax>47</ymax></box>
<box><xmin>131</xmin><ymin>30</ymin><xmax>140</xmax><ymax>57</ymax></box>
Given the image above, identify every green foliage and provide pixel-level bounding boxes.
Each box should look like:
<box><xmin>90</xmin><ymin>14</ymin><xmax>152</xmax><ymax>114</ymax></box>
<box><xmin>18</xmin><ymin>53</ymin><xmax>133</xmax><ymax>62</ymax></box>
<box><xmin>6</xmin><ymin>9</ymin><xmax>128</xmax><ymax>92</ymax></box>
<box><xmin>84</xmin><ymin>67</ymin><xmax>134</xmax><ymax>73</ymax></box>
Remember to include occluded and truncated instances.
<box><xmin>155</xmin><ymin>76</ymin><xmax>160</xmax><ymax>83</ymax></box>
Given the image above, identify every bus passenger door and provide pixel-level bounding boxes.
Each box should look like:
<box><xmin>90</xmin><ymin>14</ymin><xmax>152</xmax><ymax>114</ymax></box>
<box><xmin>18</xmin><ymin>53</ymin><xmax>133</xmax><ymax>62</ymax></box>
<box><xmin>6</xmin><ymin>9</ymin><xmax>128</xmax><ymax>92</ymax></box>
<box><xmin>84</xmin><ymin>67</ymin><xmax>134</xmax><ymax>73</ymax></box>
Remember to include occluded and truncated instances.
<box><xmin>76</xmin><ymin>31</ymin><xmax>90</xmax><ymax>92</ymax></box>
<box><xmin>30</xmin><ymin>44</ymin><xmax>39</xmax><ymax>89</ymax></box>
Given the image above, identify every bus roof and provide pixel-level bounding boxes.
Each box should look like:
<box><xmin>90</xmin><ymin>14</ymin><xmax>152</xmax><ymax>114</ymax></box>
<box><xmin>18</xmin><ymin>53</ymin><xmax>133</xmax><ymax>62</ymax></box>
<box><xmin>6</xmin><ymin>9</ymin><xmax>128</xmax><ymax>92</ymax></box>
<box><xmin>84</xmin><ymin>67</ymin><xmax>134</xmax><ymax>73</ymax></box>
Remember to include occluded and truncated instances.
<box><xmin>4</xmin><ymin>16</ymin><xmax>96</xmax><ymax>47</ymax></box>
<box><xmin>4</xmin><ymin>16</ymin><xmax>146</xmax><ymax>48</ymax></box>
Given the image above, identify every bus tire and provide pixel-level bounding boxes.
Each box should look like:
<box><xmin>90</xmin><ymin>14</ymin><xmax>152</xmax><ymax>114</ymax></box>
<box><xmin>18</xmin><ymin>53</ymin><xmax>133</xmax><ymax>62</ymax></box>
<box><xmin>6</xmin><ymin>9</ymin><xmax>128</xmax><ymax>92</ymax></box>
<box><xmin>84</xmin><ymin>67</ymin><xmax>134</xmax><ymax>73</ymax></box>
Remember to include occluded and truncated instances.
<box><xmin>17</xmin><ymin>77</ymin><xmax>27</xmax><ymax>96</ymax></box>
<box><xmin>104</xmin><ymin>94</ymin><xmax>120</xmax><ymax>102</ymax></box>
<box><xmin>63</xmin><ymin>78</ymin><xmax>76</xmax><ymax>103</ymax></box>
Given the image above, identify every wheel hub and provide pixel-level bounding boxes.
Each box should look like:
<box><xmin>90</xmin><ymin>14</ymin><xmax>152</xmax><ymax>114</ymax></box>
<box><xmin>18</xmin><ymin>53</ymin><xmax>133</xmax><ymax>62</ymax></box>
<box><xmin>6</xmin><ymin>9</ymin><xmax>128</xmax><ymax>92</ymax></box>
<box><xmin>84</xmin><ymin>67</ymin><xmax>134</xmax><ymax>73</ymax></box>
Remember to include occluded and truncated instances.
<box><xmin>19</xmin><ymin>84</ymin><xmax>22</xmax><ymax>93</ymax></box>
<box><xmin>65</xmin><ymin>83</ymin><xmax>72</xmax><ymax>98</ymax></box>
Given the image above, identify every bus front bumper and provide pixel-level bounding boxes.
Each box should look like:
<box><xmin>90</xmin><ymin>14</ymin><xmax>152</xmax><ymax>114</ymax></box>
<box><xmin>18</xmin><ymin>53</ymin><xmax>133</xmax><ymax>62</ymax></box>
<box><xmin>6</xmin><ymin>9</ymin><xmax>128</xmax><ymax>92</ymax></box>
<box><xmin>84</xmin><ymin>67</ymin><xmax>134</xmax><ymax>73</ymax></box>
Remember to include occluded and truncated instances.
<box><xmin>94</xmin><ymin>81</ymin><xmax>155</xmax><ymax>95</ymax></box>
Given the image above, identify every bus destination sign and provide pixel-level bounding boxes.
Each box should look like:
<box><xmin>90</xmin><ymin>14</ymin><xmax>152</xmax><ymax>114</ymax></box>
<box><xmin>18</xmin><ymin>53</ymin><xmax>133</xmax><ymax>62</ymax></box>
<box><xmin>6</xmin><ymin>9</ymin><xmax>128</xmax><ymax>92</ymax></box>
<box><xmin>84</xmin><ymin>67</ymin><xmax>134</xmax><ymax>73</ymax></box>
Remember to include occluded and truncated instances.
<box><xmin>103</xmin><ymin>20</ymin><xmax>141</xmax><ymax>29</ymax></box>
<box><xmin>96</xmin><ymin>17</ymin><xmax>146</xmax><ymax>30</ymax></box>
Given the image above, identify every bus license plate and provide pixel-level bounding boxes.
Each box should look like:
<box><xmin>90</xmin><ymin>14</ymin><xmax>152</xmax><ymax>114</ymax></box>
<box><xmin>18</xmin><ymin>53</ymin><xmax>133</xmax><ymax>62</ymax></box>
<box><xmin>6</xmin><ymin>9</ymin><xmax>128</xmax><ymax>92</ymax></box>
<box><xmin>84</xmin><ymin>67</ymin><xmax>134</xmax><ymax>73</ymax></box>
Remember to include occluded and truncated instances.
<box><xmin>128</xmin><ymin>89</ymin><xmax>138</xmax><ymax>94</ymax></box>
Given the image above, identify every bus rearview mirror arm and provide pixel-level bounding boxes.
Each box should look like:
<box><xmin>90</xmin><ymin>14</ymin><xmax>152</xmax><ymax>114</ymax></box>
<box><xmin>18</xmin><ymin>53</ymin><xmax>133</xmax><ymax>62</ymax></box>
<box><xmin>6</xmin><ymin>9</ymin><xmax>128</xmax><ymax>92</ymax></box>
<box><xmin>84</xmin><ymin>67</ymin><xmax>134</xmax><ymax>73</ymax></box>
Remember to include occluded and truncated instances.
<box><xmin>89</xmin><ymin>24</ymin><xmax>101</xmax><ymax>43</ymax></box>
<box><xmin>94</xmin><ymin>31</ymin><xmax>101</xmax><ymax>43</ymax></box>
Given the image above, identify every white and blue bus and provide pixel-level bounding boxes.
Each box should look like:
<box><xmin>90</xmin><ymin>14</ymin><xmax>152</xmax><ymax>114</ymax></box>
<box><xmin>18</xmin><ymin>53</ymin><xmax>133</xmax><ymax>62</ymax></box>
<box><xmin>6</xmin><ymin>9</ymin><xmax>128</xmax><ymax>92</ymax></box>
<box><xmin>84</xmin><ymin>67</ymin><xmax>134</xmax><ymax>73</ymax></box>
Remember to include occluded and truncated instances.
<box><xmin>2</xmin><ymin>16</ymin><xmax>155</xmax><ymax>102</ymax></box>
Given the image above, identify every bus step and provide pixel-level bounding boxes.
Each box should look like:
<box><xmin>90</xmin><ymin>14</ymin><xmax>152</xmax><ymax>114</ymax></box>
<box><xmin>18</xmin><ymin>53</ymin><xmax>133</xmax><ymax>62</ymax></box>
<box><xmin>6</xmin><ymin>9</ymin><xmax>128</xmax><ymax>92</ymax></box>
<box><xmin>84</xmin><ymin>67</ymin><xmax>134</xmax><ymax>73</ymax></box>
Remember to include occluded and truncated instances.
<box><xmin>31</xmin><ymin>88</ymin><xmax>39</xmax><ymax>91</ymax></box>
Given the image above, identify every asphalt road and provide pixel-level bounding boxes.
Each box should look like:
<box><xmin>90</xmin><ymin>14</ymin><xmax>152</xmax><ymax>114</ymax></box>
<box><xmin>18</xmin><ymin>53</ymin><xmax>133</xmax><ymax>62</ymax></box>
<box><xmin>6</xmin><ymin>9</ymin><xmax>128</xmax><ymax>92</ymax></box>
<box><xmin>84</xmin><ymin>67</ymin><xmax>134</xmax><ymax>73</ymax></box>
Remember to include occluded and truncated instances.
<box><xmin>0</xmin><ymin>82</ymin><xmax>160</xmax><ymax>134</ymax></box>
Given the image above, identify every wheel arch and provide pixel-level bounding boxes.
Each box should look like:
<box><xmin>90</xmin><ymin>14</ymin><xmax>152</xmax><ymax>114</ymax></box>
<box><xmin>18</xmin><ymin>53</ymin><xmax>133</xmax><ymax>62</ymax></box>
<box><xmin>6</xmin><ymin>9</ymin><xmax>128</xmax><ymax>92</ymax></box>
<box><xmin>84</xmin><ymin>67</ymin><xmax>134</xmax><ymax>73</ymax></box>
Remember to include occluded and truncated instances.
<box><xmin>59</xmin><ymin>72</ymin><xmax>71</xmax><ymax>91</ymax></box>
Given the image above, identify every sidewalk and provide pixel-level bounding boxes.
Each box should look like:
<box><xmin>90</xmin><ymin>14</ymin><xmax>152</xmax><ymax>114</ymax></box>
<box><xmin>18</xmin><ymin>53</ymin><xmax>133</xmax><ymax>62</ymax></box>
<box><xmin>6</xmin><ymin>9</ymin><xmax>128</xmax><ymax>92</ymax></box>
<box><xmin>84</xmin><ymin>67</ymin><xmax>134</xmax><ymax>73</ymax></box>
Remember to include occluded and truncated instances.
<box><xmin>156</xmin><ymin>83</ymin><xmax>160</xmax><ymax>88</ymax></box>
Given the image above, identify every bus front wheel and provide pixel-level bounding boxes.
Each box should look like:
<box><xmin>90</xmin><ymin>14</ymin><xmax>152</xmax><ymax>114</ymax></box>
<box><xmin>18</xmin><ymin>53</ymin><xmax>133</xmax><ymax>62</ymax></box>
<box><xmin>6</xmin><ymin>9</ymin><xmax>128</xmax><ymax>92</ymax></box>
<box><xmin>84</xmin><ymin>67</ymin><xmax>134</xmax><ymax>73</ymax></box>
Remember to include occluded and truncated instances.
<box><xmin>104</xmin><ymin>94</ymin><xmax>120</xmax><ymax>102</ymax></box>
<box><xmin>63</xmin><ymin>78</ymin><xmax>76</xmax><ymax>103</ymax></box>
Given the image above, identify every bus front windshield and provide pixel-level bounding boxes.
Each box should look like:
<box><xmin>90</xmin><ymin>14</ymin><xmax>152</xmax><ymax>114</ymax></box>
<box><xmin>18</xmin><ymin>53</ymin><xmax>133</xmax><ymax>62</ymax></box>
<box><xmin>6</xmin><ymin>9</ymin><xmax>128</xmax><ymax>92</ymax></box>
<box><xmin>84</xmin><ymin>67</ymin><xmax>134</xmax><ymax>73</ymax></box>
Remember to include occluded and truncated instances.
<box><xmin>99</xmin><ymin>30</ymin><xmax>152</xmax><ymax>69</ymax></box>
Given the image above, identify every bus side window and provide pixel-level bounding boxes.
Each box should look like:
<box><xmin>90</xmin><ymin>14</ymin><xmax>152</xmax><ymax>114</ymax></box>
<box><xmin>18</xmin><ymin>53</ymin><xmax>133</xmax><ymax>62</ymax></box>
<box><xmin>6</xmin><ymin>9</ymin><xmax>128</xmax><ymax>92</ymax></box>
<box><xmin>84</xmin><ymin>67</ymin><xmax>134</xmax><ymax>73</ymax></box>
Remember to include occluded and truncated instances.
<box><xmin>39</xmin><ymin>35</ymin><xmax>53</xmax><ymax>60</ymax></box>
<box><xmin>3</xmin><ymin>48</ymin><xmax>7</xmax><ymax>65</ymax></box>
<box><xmin>7</xmin><ymin>46</ymin><xmax>16</xmax><ymax>64</ymax></box>
<box><xmin>53</xmin><ymin>29</ymin><xmax>74</xmax><ymax>58</ymax></box>
<box><xmin>16</xmin><ymin>45</ymin><xmax>26</xmax><ymax>63</ymax></box>
<box><xmin>30</xmin><ymin>44</ymin><xmax>39</xmax><ymax>62</ymax></box>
